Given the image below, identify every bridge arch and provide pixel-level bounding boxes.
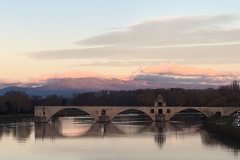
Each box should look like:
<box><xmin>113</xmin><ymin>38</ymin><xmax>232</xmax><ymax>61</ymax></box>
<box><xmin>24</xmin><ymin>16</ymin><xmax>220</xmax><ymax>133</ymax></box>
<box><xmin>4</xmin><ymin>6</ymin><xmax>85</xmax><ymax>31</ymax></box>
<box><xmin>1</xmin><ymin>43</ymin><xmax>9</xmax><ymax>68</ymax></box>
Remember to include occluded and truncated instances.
<box><xmin>109</xmin><ymin>108</ymin><xmax>153</xmax><ymax>121</ymax></box>
<box><xmin>169</xmin><ymin>108</ymin><xmax>209</xmax><ymax>120</ymax></box>
<box><xmin>45</xmin><ymin>107</ymin><xmax>97</xmax><ymax>122</ymax></box>
<box><xmin>215</xmin><ymin>111</ymin><xmax>221</xmax><ymax>116</ymax></box>
<box><xmin>227</xmin><ymin>108</ymin><xmax>240</xmax><ymax>116</ymax></box>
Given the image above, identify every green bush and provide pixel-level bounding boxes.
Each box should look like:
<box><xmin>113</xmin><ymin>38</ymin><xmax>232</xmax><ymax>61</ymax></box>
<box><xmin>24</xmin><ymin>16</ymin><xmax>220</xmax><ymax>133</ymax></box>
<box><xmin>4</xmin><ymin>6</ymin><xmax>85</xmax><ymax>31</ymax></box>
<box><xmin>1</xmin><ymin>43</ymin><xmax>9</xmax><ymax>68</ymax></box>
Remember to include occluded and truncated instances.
<box><xmin>204</xmin><ymin>115</ymin><xmax>240</xmax><ymax>141</ymax></box>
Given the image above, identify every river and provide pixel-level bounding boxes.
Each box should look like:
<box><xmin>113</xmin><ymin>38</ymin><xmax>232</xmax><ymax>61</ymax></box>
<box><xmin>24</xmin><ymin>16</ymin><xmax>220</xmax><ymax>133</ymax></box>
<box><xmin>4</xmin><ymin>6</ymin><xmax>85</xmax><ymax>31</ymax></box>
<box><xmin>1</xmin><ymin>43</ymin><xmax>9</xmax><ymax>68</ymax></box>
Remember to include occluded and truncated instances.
<box><xmin>0</xmin><ymin>113</ymin><xmax>240</xmax><ymax>160</ymax></box>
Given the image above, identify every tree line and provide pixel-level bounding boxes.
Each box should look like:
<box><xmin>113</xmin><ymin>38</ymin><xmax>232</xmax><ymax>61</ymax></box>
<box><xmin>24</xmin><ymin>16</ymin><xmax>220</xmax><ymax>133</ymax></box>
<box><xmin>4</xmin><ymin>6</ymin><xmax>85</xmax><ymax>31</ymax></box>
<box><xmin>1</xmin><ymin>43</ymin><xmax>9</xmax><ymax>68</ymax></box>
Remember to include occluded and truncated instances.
<box><xmin>0</xmin><ymin>81</ymin><xmax>240</xmax><ymax>115</ymax></box>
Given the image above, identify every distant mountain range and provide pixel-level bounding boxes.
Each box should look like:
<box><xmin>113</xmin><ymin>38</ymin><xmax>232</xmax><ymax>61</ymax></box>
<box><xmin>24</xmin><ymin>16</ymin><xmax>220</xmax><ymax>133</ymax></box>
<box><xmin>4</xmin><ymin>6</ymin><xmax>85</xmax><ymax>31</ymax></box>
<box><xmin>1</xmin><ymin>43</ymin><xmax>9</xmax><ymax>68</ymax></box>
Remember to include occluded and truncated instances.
<box><xmin>0</xmin><ymin>77</ymin><xmax>217</xmax><ymax>97</ymax></box>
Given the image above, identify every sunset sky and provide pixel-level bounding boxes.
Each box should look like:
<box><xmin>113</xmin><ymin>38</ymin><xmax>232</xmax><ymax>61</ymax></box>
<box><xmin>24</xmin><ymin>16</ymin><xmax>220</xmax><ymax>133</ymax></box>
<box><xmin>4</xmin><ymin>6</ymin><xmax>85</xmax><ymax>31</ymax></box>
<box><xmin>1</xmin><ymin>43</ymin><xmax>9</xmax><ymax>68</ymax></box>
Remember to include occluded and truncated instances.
<box><xmin>1</xmin><ymin>0</ymin><xmax>240</xmax><ymax>89</ymax></box>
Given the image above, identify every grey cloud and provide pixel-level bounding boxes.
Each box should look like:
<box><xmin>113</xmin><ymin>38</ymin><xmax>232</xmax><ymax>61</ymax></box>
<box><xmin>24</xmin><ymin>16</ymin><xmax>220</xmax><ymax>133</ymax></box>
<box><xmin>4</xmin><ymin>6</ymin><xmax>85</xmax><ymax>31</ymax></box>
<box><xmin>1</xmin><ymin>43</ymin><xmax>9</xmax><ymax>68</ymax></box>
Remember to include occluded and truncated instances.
<box><xmin>39</xmin><ymin>16</ymin><xmax>240</xmax><ymax>88</ymax></box>
<box><xmin>0</xmin><ymin>83</ymin><xmax>22</xmax><ymax>89</ymax></box>
<box><xmin>27</xmin><ymin>47</ymin><xmax>130</xmax><ymax>60</ymax></box>
<box><xmin>76</xmin><ymin>14</ymin><xmax>240</xmax><ymax>47</ymax></box>
<box><xmin>67</xmin><ymin>60</ymin><xmax>165</xmax><ymax>67</ymax></box>
<box><xmin>180</xmin><ymin>57</ymin><xmax>240</xmax><ymax>65</ymax></box>
<box><xmin>133</xmin><ymin>74</ymin><xmax>233</xmax><ymax>86</ymax></box>
<box><xmin>27</xmin><ymin>44</ymin><xmax>240</xmax><ymax>66</ymax></box>
<box><xmin>26</xmin><ymin>14</ymin><xmax>240</xmax><ymax>67</ymax></box>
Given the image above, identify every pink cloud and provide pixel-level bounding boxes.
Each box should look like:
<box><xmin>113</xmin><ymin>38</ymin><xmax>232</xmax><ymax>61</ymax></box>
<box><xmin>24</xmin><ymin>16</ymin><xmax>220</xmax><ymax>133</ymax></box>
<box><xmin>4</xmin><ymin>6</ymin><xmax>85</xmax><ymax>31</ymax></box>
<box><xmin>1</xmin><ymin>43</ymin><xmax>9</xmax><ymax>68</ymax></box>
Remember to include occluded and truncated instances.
<box><xmin>142</xmin><ymin>62</ymin><xmax>240</xmax><ymax>77</ymax></box>
<box><xmin>0</xmin><ymin>78</ymin><xmax>19</xmax><ymax>84</ymax></box>
<box><xmin>28</xmin><ymin>70</ymin><xmax>130</xmax><ymax>82</ymax></box>
<box><xmin>38</xmin><ymin>70</ymin><xmax>104</xmax><ymax>80</ymax></box>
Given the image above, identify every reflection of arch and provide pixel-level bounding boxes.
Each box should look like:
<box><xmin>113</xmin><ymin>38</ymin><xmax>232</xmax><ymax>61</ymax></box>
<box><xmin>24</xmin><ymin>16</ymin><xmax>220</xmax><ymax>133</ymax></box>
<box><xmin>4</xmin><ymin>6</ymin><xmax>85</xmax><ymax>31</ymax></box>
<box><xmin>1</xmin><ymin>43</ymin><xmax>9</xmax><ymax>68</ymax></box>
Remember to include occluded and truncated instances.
<box><xmin>101</xmin><ymin>109</ymin><xmax>106</xmax><ymax>116</ymax></box>
<box><xmin>59</xmin><ymin>119</ymin><xmax>92</xmax><ymax>137</ymax></box>
<box><xmin>115</xmin><ymin>122</ymin><xmax>151</xmax><ymax>134</ymax></box>
<box><xmin>151</xmin><ymin>109</ymin><xmax>154</xmax><ymax>113</ymax></box>
<box><xmin>110</xmin><ymin>109</ymin><xmax>153</xmax><ymax>121</ymax></box>
<box><xmin>158</xmin><ymin>102</ymin><xmax>163</xmax><ymax>106</ymax></box>
<box><xmin>167</xmin><ymin>109</ymin><xmax>171</xmax><ymax>113</ymax></box>
<box><xmin>158</xmin><ymin>109</ymin><xmax>163</xmax><ymax>114</ymax></box>
<box><xmin>46</xmin><ymin>107</ymin><xmax>94</xmax><ymax>122</ymax></box>
<box><xmin>35</xmin><ymin>120</ymin><xmax>94</xmax><ymax>138</ymax></box>
<box><xmin>215</xmin><ymin>111</ymin><xmax>221</xmax><ymax>116</ymax></box>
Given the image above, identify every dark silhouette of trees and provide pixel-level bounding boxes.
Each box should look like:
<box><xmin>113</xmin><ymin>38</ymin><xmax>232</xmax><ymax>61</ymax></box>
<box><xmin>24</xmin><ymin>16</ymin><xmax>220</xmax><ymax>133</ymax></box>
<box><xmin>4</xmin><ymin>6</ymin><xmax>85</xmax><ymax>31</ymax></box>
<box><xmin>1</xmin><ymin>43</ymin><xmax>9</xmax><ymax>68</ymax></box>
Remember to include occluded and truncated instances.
<box><xmin>30</xmin><ymin>95</ymin><xmax>43</xmax><ymax>108</ymax></box>
<box><xmin>219</xmin><ymin>80</ymin><xmax>239</xmax><ymax>90</ymax></box>
<box><xmin>0</xmin><ymin>91</ymin><xmax>31</xmax><ymax>114</ymax></box>
<box><xmin>1</xmin><ymin>80</ymin><xmax>240</xmax><ymax>115</ymax></box>
<box><xmin>42</xmin><ymin>94</ymin><xmax>62</xmax><ymax>106</ymax></box>
<box><xmin>216</xmin><ymin>80</ymin><xmax>240</xmax><ymax>107</ymax></box>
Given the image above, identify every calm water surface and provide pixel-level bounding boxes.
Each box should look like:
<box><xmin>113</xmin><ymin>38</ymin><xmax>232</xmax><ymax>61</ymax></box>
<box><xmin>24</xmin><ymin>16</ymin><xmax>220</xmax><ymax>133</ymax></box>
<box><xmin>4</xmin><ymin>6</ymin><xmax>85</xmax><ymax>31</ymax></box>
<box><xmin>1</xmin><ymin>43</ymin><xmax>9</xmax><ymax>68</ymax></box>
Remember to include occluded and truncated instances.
<box><xmin>0</xmin><ymin>114</ymin><xmax>240</xmax><ymax>160</ymax></box>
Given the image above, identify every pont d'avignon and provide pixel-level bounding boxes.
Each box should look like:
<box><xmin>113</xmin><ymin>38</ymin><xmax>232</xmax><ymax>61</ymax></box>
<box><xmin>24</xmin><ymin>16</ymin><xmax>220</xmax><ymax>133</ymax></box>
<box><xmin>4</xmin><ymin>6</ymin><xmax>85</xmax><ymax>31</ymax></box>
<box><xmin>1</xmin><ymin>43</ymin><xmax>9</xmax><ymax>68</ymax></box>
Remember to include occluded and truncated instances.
<box><xmin>2</xmin><ymin>1</ymin><xmax>240</xmax><ymax>159</ymax></box>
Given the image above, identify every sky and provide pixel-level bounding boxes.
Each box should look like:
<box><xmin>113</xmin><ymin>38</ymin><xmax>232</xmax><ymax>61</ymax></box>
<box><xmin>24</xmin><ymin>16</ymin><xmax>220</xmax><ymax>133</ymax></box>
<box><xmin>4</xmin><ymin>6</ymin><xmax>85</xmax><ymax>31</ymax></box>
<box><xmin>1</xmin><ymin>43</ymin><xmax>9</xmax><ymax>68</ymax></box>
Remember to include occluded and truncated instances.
<box><xmin>1</xmin><ymin>0</ymin><xmax>240</xmax><ymax>89</ymax></box>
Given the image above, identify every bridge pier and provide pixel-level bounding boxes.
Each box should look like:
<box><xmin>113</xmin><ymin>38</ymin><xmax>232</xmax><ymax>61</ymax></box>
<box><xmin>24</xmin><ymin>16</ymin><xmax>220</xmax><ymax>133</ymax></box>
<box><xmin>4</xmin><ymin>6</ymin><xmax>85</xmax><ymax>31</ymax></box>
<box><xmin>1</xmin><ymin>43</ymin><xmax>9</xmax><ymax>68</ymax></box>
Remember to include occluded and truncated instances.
<box><xmin>153</xmin><ymin>114</ymin><xmax>168</xmax><ymax>122</ymax></box>
<box><xmin>34</xmin><ymin>116</ymin><xmax>48</xmax><ymax>123</ymax></box>
<box><xmin>98</xmin><ymin>116</ymin><xmax>110</xmax><ymax>122</ymax></box>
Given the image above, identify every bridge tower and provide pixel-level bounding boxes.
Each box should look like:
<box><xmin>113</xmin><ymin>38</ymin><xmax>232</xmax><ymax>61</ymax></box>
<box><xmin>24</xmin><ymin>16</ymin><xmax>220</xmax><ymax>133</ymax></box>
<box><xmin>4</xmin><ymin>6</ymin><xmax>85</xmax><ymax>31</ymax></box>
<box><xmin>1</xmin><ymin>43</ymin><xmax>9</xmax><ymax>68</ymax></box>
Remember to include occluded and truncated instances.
<box><xmin>152</xmin><ymin>95</ymin><xmax>168</xmax><ymax>121</ymax></box>
<box><xmin>154</xmin><ymin>95</ymin><xmax>166</xmax><ymax>107</ymax></box>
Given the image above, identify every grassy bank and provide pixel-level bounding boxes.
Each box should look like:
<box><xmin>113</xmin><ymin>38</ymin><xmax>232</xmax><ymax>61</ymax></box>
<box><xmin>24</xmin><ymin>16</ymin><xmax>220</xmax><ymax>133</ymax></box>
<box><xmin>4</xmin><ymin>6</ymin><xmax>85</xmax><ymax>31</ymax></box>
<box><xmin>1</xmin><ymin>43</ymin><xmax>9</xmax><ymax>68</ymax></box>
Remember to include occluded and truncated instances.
<box><xmin>204</xmin><ymin>115</ymin><xmax>240</xmax><ymax>141</ymax></box>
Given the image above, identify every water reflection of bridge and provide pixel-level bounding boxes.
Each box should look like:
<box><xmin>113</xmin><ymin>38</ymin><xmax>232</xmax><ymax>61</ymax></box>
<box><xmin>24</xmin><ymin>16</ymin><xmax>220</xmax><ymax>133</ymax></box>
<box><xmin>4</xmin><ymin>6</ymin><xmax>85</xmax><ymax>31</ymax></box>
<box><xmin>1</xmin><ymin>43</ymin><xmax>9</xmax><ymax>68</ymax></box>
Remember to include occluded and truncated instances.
<box><xmin>35</xmin><ymin>121</ymin><xmax>179</xmax><ymax>139</ymax></box>
<box><xmin>36</xmin><ymin>118</ymin><xmax>193</xmax><ymax>148</ymax></box>
<box><xmin>1</xmin><ymin>116</ymin><xmax>239</xmax><ymax>155</ymax></box>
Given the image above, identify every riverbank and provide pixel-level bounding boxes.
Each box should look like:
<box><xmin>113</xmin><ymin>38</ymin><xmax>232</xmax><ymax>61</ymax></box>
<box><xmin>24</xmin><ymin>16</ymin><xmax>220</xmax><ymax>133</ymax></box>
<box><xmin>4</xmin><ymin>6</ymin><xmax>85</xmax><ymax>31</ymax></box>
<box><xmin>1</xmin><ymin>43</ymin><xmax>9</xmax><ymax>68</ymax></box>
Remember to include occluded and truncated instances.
<box><xmin>0</xmin><ymin>114</ymin><xmax>33</xmax><ymax>118</ymax></box>
<box><xmin>203</xmin><ymin>115</ymin><xmax>240</xmax><ymax>141</ymax></box>
<box><xmin>0</xmin><ymin>114</ymin><xmax>34</xmax><ymax>124</ymax></box>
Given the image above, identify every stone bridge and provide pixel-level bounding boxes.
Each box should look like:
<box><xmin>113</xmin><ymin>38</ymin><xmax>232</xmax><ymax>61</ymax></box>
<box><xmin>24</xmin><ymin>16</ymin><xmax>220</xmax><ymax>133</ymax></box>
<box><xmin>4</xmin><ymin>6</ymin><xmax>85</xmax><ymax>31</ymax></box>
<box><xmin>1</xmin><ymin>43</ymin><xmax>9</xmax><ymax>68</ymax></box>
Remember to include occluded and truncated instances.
<box><xmin>34</xmin><ymin>95</ymin><xmax>240</xmax><ymax>123</ymax></box>
<box><xmin>34</xmin><ymin>105</ymin><xmax>240</xmax><ymax>123</ymax></box>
